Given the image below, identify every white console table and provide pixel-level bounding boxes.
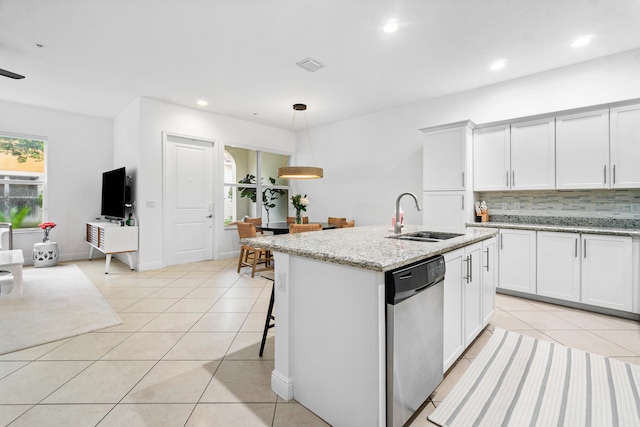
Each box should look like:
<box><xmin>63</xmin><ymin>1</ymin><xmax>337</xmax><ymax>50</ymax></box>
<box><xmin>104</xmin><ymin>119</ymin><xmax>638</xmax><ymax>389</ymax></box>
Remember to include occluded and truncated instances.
<box><xmin>86</xmin><ymin>222</ymin><xmax>138</xmax><ymax>274</ymax></box>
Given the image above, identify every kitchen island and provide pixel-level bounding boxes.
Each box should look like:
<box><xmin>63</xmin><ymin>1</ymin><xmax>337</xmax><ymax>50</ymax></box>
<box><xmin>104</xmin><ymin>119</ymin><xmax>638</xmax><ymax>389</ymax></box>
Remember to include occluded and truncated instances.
<box><xmin>241</xmin><ymin>225</ymin><xmax>497</xmax><ymax>426</ymax></box>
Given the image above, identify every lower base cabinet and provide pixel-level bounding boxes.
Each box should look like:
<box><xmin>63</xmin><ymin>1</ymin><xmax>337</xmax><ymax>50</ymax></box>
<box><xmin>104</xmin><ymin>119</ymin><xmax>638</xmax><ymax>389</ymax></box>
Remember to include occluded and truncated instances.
<box><xmin>443</xmin><ymin>237</ymin><xmax>496</xmax><ymax>372</ymax></box>
<box><xmin>498</xmin><ymin>229</ymin><xmax>537</xmax><ymax>293</ymax></box>
<box><xmin>521</xmin><ymin>230</ymin><xmax>634</xmax><ymax>313</ymax></box>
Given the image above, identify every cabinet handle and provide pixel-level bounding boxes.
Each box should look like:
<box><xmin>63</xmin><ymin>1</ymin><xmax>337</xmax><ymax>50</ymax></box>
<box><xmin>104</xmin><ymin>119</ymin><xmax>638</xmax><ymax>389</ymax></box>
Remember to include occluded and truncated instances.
<box><xmin>584</xmin><ymin>240</ymin><xmax>587</xmax><ymax>259</ymax></box>
<box><xmin>613</xmin><ymin>165</ymin><xmax>616</xmax><ymax>184</ymax></box>
<box><xmin>506</xmin><ymin>171</ymin><xmax>509</xmax><ymax>187</ymax></box>
<box><xmin>604</xmin><ymin>165</ymin><xmax>607</xmax><ymax>184</ymax></box>
<box><xmin>462</xmin><ymin>195</ymin><xmax>465</xmax><ymax>210</ymax></box>
<box><xmin>574</xmin><ymin>238</ymin><xmax>578</xmax><ymax>258</ymax></box>
<box><xmin>512</xmin><ymin>170</ymin><xmax>515</xmax><ymax>187</ymax></box>
<box><xmin>469</xmin><ymin>254</ymin><xmax>473</xmax><ymax>283</ymax></box>
<box><xmin>500</xmin><ymin>233</ymin><xmax>504</xmax><ymax>250</ymax></box>
<box><xmin>484</xmin><ymin>248</ymin><xmax>490</xmax><ymax>272</ymax></box>
<box><xmin>462</xmin><ymin>171</ymin><xmax>465</xmax><ymax>187</ymax></box>
<box><xmin>464</xmin><ymin>255</ymin><xmax>470</xmax><ymax>283</ymax></box>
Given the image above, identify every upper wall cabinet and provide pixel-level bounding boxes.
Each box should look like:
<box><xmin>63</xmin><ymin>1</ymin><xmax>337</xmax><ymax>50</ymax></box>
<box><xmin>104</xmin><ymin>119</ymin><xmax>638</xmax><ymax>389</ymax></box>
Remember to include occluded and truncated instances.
<box><xmin>556</xmin><ymin>109</ymin><xmax>610</xmax><ymax>190</ymax></box>
<box><xmin>510</xmin><ymin>118</ymin><xmax>556</xmax><ymax>190</ymax></box>
<box><xmin>473</xmin><ymin>125</ymin><xmax>510</xmax><ymax>191</ymax></box>
<box><xmin>422</xmin><ymin>123</ymin><xmax>471</xmax><ymax>191</ymax></box>
<box><xmin>610</xmin><ymin>104</ymin><xmax>640</xmax><ymax>189</ymax></box>
<box><xmin>473</xmin><ymin>118</ymin><xmax>555</xmax><ymax>191</ymax></box>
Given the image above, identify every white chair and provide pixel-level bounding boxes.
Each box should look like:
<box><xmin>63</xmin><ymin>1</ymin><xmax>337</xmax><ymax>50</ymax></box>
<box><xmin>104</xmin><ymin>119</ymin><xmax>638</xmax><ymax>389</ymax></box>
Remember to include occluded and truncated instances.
<box><xmin>0</xmin><ymin>222</ymin><xmax>13</xmax><ymax>250</ymax></box>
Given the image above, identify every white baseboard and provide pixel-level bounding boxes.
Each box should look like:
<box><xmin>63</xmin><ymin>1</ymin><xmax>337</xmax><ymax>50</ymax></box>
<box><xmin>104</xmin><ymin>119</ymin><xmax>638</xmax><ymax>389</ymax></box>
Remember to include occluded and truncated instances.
<box><xmin>271</xmin><ymin>370</ymin><xmax>294</xmax><ymax>401</ymax></box>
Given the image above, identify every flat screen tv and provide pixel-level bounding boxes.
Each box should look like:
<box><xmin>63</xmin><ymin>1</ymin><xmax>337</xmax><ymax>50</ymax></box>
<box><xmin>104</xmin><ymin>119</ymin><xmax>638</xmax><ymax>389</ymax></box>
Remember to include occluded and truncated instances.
<box><xmin>101</xmin><ymin>167</ymin><xmax>127</xmax><ymax>219</ymax></box>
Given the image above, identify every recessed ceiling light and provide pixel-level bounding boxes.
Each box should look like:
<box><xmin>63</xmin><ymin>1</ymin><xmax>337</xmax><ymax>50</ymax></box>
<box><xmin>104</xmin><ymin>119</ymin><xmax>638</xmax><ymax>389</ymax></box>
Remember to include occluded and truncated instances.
<box><xmin>384</xmin><ymin>19</ymin><xmax>398</xmax><ymax>33</ymax></box>
<box><xmin>197</xmin><ymin>99</ymin><xmax>208</xmax><ymax>106</ymax></box>
<box><xmin>490</xmin><ymin>59</ymin><xmax>507</xmax><ymax>71</ymax></box>
<box><xmin>571</xmin><ymin>35</ymin><xmax>594</xmax><ymax>48</ymax></box>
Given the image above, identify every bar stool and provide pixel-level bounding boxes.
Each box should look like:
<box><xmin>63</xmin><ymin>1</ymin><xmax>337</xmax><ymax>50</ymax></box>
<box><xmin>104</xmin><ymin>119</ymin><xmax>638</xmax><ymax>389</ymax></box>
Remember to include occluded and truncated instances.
<box><xmin>260</xmin><ymin>271</ymin><xmax>275</xmax><ymax>357</ymax></box>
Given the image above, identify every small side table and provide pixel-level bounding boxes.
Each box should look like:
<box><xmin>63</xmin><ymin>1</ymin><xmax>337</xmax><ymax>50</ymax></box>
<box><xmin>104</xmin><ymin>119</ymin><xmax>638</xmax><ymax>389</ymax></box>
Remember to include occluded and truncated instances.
<box><xmin>33</xmin><ymin>241</ymin><xmax>59</xmax><ymax>267</ymax></box>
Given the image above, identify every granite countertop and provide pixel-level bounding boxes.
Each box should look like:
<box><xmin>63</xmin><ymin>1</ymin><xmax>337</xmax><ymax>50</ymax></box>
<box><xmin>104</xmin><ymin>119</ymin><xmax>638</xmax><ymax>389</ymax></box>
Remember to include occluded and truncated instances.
<box><xmin>467</xmin><ymin>219</ymin><xmax>640</xmax><ymax>237</ymax></box>
<box><xmin>240</xmin><ymin>225</ymin><xmax>497</xmax><ymax>272</ymax></box>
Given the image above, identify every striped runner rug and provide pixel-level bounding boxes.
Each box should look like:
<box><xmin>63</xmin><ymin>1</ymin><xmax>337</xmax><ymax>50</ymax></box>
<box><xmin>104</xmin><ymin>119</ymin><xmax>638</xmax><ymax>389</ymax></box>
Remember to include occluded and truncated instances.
<box><xmin>428</xmin><ymin>327</ymin><xmax>640</xmax><ymax>427</ymax></box>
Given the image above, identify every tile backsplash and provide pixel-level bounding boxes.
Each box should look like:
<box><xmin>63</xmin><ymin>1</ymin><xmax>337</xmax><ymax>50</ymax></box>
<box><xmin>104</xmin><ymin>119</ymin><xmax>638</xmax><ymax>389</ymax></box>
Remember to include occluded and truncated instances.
<box><xmin>477</xmin><ymin>189</ymin><xmax>640</xmax><ymax>220</ymax></box>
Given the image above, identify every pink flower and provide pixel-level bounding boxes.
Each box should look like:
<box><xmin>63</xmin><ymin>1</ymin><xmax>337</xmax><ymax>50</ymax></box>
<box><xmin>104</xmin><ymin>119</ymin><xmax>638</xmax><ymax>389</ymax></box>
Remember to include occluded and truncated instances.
<box><xmin>39</xmin><ymin>222</ymin><xmax>56</xmax><ymax>230</ymax></box>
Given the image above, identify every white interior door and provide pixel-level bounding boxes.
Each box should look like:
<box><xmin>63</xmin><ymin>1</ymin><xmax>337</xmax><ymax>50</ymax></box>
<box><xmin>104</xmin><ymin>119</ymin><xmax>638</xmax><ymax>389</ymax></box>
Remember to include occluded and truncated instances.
<box><xmin>163</xmin><ymin>133</ymin><xmax>214</xmax><ymax>266</ymax></box>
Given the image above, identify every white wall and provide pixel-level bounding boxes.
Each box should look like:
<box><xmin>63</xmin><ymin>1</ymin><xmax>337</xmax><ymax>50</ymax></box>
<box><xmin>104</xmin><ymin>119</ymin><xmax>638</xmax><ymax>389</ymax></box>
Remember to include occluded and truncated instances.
<box><xmin>0</xmin><ymin>100</ymin><xmax>113</xmax><ymax>264</ymax></box>
<box><xmin>129</xmin><ymin>98</ymin><xmax>291</xmax><ymax>270</ymax></box>
<box><xmin>295</xmin><ymin>48</ymin><xmax>640</xmax><ymax>228</ymax></box>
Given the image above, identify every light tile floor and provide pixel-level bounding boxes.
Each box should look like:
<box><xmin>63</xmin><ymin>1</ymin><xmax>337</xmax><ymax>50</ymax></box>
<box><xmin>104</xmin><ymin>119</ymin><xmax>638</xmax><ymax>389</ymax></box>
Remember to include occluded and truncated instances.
<box><xmin>1</xmin><ymin>259</ymin><xmax>638</xmax><ymax>426</ymax></box>
<box><xmin>411</xmin><ymin>293</ymin><xmax>640</xmax><ymax>427</ymax></box>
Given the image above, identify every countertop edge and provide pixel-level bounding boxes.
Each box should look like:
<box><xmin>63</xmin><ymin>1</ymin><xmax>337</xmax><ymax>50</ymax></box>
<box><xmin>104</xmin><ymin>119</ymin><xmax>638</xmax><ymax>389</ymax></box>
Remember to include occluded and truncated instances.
<box><xmin>467</xmin><ymin>222</ymin><xmax>640</xmax><ymax>237</ymax></box>
<box><xmin>241</xmin><ymin>228</ymin><xmax>498</xmax><ymax>272</ymax></box>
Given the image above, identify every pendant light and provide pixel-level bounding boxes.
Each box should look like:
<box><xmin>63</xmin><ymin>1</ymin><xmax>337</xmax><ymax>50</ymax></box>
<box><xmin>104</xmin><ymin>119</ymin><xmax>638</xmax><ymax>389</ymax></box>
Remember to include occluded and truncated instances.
<box><xmin>277</xmin><ymin>103</ymin><xmax>324</xmax><ymax>179</ymax></box>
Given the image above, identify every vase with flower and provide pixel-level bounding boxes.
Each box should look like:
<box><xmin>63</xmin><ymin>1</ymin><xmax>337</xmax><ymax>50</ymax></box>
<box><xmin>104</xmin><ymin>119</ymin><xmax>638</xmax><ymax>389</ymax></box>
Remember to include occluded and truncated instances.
<box><xmin>33</xmin><ymin>221</ymin><xmax>59</xmax><ymax>267</ymax></box>
<box><xmin>291</xmin><ymin>194</ymin><xmax>309</xmax><ymax>224</ymax></box>
<box><xmin>39</xmin><ymin>221</ymin><xmax>56</xmax><ymax>242</ymax></box>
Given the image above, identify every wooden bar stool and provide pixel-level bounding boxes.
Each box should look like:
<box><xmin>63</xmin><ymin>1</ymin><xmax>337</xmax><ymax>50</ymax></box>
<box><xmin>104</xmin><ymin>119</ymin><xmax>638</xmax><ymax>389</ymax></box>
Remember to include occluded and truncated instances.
<box><xmin>260</xmin><ymin>271</ymin><xmax>275</xmax><ymax>357</ymax></box>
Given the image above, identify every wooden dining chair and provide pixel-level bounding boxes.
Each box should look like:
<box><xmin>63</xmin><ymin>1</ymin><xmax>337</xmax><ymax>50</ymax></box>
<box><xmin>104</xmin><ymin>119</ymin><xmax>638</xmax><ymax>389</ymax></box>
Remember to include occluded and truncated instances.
<box><xmin>244</xmin><ymin>217</ymin><xmax>264</xmax><ymax>234</ymax></box>
<box><xmin>286</xmin><ymin>216</ymin><xmax>309</xmax><ymax>224</ymax></box>
<box><xmin>327</xmin><ymin>217</ymin><xmax>347</xmax><ymax>228</ymax></box>
<box><xmin>236</xmin><ymin>222</ymin><xmax>273</xmax><ymax>277</ymax></box>
<box><xmin>289</xmin><ymin>223</ymin><xmax>322</xmax><ymax>233</ymax></box>
<box><xmin>343</xmin><ymin>220</ymin><xmax>355</xmax><ymax>228</ymax></box>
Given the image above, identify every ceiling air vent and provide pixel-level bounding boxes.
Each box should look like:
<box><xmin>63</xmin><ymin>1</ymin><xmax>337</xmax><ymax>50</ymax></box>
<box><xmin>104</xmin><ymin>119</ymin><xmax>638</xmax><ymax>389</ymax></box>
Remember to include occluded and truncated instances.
<box><xmin>296</xmin><ymin>57</ymin><xmax>325</xmax><ymax>72</ymax></box>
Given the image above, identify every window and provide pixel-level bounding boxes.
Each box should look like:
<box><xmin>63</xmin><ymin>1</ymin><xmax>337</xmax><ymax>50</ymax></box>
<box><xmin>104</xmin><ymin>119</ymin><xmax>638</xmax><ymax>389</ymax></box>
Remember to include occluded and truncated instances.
<box><xmin>0</xmin><ymin>133</ymin><xmax>47</xmax><ymax>229</ymax></box>
<box><xmin>224</xmin><ymin>146</ymin><xmax>289</xmax><ymax>225</ymax></box>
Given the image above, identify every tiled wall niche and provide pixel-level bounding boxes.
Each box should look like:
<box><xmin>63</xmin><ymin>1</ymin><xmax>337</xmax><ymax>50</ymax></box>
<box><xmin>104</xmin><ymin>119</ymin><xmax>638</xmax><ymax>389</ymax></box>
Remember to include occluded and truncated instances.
<box><xmin>477</xmin><ymin>189</ymin><xmax>640</xmax><ymax>220</ymax></box>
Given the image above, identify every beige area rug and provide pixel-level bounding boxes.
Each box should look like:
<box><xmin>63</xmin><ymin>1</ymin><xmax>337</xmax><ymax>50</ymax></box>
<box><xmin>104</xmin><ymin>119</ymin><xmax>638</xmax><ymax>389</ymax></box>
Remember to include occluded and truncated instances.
<box><xmin>429</xmin><ymin>327</ymin><xmax>640</xmax><ymax>427</ymax></box>
<box><xmin>0</xmin><ymin>264</ymin><xmax>122</xmax><ymax>355</ymax></box>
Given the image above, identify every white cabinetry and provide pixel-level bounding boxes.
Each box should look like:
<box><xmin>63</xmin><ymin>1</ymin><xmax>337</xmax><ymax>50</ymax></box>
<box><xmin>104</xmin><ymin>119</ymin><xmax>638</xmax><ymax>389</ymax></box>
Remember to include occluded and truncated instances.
<box><xmin>473</xmin><ymin>125</ymin><xmax>510</xmax><ymax>191</ymax></box>
<box><xmin>463</xmin><ymin>243</ymin><xmax>482</xmax><ymax>347</ymax></box>
<box><xmin>498</xmin><ymin>229</ymin><xmax>536</xmax><ymax>293</ymax></box>
<box><xmin>474</xmin><ymin>119</ymin><xmax>555</xmax><ymax>191</ymax></box>
<box><xmin>556</xmin><ymin>109</ymin><xmax>610</xmax><ymax>189</ymax></box>
<box><xmin>86</xmin><ymin>222</ymin><xmax>138</xmax><ymax>274</ymax></box>
<box><xmin>443</xmin><ymin>249</ymin><xmax>464</xmax><ymax>372</ymax></box>
<box><xmin>510</xmin><ymin>118</ymin><xmax>556</xmax><ymax>190</ymax></box>
<box><xmin>421</xmin><ymin>121</ymin><xmax>475</xmax><ymax>231</ymax></box>
<box><xmin>422</xmin><ymin>192</ymin><xmax>466</xmax><ymax>232</ymax></box>
<box><xmin>610</xmin><ymin>104</ymin><xmax>640</xmax><ymax>189</ymax></box>
<box><xmin>481</xmin><ymin>237</ymin><xmax>497</xmax><ymax>325</ymax></box>
<box><xmin>423</xmin><ymin>124</ymin><xmax>468</xmax><ymax>191</ymax></box>
<box><xmin>442</xmin><ymin>237</ymin><xmax>496</xmax><ymax>372</ymax></box>
<box><xmin>582</xmin><ymin>234</ymin><xmax>633</xmax><ymax>312</ymax></box>
<box><xmin>537</xmin><ymin>231</ymin><xmax>581</xmax><ymax>302</ymax></box>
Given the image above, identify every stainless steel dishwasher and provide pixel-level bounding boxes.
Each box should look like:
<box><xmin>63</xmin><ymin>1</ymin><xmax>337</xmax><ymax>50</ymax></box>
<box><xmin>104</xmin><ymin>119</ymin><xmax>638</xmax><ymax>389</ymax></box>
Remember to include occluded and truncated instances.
<box><xmin>385</xmin><ymin>255</ymin><xmax>445</xmax><ymax>427</ymax></box>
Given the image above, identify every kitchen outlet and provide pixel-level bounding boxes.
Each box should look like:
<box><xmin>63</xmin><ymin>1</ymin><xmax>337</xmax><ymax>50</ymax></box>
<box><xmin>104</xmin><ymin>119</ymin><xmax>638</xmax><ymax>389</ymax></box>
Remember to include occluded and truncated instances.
<box><xmin>513</xmin><ymin>201</ymin><xmax>520</xmax><ymax>210</ymax></box>
<box><xmin>277</xmin><ymin>272</ymin><xmax>286</xmax><ymax>291</ymax></box>
<box><xmin>632</xmin><ymin>203</ymin><xmax>640</xmax><ymax>213</ymax></box>
<box><xmin>502</xmin><ymin>202</ymin><xmax>508</xmax><ymax>210</ymax></box>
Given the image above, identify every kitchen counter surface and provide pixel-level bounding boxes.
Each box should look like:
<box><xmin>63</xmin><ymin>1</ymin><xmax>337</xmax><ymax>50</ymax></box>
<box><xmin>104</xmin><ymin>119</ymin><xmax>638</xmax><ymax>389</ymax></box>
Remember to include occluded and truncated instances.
<box><xmin>467</xmin><ymin>221</ymin><xmax>640</xmax><ymax>237</ymax></box>
<box><xmin>241</xmin><ymin>225</ymin><xmax>497</xmax><ymax>272</ymax></box>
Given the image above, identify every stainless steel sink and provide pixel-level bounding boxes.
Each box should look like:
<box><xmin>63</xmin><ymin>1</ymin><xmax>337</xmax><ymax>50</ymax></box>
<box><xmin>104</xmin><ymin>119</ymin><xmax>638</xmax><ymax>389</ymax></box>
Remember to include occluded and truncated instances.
<box><xmin>387</xmin><ymin>231</ymin><xmax>464</xmax><ymax>242</ymax></box>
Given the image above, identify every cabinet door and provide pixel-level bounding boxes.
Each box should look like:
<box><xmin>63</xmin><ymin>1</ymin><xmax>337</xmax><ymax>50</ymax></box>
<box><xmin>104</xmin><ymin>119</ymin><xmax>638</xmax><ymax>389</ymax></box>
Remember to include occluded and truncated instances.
<box><xmin>481</xmin><ymin>237</ymin><xmax>497</xmax><ymax>325</ymax></box>
<box><xmin>582</xmin><ymin>234</ymin><xmax>632</xmax><ymax>312</ymax></box>
<box><xmin>443</xmin><ymin>249</ymin><xmax>464</xmax><ymax>373</ymax></box>
<box><xmin>511</xmin><ymin>118</ymin><xmax>556</xmax><ymax>190</ymax></box>
<box><xmin>423</xmin><ymin>192</ymin><xmax>466</xmax><ymax>232</ymax></box>
<box><xmin>498</xmin><ymin>229</ymin><xmax>536</xmax><ymax>294</ymax></box>
<box><xmin>473</xmin><ymin>125</ymin><xmax>511</xmax><ymax>191</ymax></box>
<box><xmin>556</xmin><ymin>109</ymin><xmax>610</xmax><ymax>189</ymax></box>
<box><xmin>463</xmin><ymin>243</ymin><xmax>482</xmax><ymax>346</ymax></box>
<box><xmin>537</xmin><ymin>231</ymin><xmax>580</xmax><ymax>302</ymax></box>
<box><xmin>610</xmin><ymin>104</ymin><xmax>640</xmax><ymax>189</ymax></box>
<box><xmin>423</xmin><ymin>127</ymin><xmax>466</xmax><ymax>191</ymax></box>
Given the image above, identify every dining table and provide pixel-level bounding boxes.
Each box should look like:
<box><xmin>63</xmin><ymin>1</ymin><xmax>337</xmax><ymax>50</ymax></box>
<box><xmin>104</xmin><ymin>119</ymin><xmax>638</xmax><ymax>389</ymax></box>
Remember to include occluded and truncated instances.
<box><xmin>257</xmin><ymin>222</ymin><xmax>337</xmax><ymax>235</ymax></box>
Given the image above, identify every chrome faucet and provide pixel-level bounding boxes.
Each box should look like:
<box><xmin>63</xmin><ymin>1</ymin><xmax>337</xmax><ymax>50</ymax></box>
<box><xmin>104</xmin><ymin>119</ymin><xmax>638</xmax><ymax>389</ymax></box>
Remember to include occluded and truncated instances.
<box><xmin>394</xmin><ymin>192</ymin><xmax>421</xmax><ymax>234</ymax></box>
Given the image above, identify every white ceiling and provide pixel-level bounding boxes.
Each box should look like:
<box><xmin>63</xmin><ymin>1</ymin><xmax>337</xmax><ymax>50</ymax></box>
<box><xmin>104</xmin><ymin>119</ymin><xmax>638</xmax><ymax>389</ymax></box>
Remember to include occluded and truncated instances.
<box><xmin>1</xmin><ymin>0</ymin><xmax>640</xmax><ymax>130</ymax></box>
